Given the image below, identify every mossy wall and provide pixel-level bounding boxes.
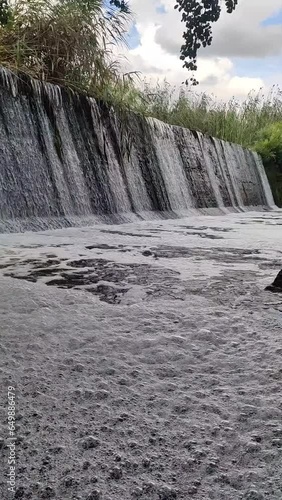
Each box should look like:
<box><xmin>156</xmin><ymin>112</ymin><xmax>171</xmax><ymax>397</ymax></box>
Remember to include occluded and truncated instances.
<box><xmin>265</xmin><ymin>163</ymin><xmax>282</xmax><ymax>207</ymax></box>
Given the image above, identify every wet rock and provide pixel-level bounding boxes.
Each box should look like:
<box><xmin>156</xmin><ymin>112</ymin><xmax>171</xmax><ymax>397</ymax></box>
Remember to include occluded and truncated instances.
<box><xmin>131</xmin><ymin>487</ymin><xmax>143</xmax><ymax>497</ymax></box>
<box><xmin>245</xmin><ymin>441</ymin><xmax>261</xmax><ymax>453</ymax></box>
<box><xmin>265</xmin><ymin>270</ymin><xmax>282</xmax><ymax>293</ymax></box>
<box><xmin>15</xmin><ymin>487</ymin><xmax>25</xmax><ymax>498</ymax></box>
<box><xmin>109</xmin><ymin>466</ymin><xmax>123</xmax><ymax>480</ymax></box>
<box><xmin>82</xmin><ymin>461</ymin><xmax>91</xmax><ymax>470</ymax></box>
<box><xmin>206</xmin><ymin>461</ymin><xmax>219</xmax><ymax>474</ymax></box>
<box><xmin>142</xmin><ymin>457</ymin><xmax>151</xmax><ymax>469</ymax></box>
<box><xmin>271</xmin><ymin>438</ymin><xmax>282</xmax><ymax>447</ymax></box>
<box><xmin>87</xmin><ymin>489</ymin><xmax>101</xmax><ymax>500</ymax></box>
<box><xmin>142</xmin><ymin>250</ymin><xmax>152</xmax><ymax>257</ymax></box>
<box><xmin>42</xmin><ymin>455</ymin><xmax>51</xmax><ymax>465</ymax></box>
<box><xmin>128</xmin><ymin>440</ymin><xmax>138</xmax><ymax>448</ymax></box>
<box><xmin>273</xmin><ymin>428</ymin><xmax>282</xmax><ymax>436</ymax></box>
<box><xmin>244</xmin><ymin>491</ymin><xmax>265</xmax><ymax>500</ymax></box>
<box><xmin>64</xmin><ymin>476</ymin><xmax>79</xmax><ymax>488</ymax></box>
<box><xmin>142</xmin><ymin>481</ymin><xmax>156</xmax><ymax>493</ymax></box>
<box><xmin>117</xmin><ymin>412</ymin><xmax>129</xmax><ymax>422</ymax></box>
<box><xmin>72</xmin><ymin>363</ymin><xmax>84</xmax><ymax>372</ymax></box>
<box><xmin>187</xmin><ymin>486</ymin><xmax>198</xmax><ymax>495</ymax></box>
<box><xmin>49</xmin><ymin>445</ymin><xmax>64</xmax><ymax>454</ymax></box>
<box><xmin>95</xmin><ymin>390</ymin><xmax>109</xmax><ymax>400</ymax></box>
<box><xmin>40</xmin><ymin>486</ymin><xmax>56</xmax><ymax>498</ymax></box>
<box><xmin>183</xmin><ymin>458</ymin><xmax>197</xmax><ymax>471</ymax></box>
<box><xmin>251</xmin><ymin>434</ymin><xmax>262</xmax><ymax>443</ymax></box>
<box><xmin>80</xmin><ymin>436</ymin><xmax>100</xmax><ymax>450</ymax></box>
<box><xmin>157</xmin><ymin>485</ymin><xmax>177</xmax><ymax>499</ymax></box>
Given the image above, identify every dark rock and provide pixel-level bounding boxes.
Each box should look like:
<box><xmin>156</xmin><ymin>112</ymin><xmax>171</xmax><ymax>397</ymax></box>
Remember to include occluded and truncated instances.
<box><xmin>187</xmin><ymin>486</ymin><xmax>198</xmax><ymax>495</ymax></box>
<box><xmin>273</xmin><ymin>428</ymin><xmax>282</xmax><ymax>436</ymax></box>
<box><xmin>131</xmin><ymin>487</ymin><xmax>143</xmax><ymax>497</ymax></box>
<box><xmin>80</xmin><ymin>436</ymin><xmax>100</xmax><ymax>450</ymax></box>
<box><xmin>109</xmin><ymin>466</ymin><xmax>123</xmax><ymax>480</ymax></box>
<box><xmin>15</xmin><ymin>487</ymin><xmax>25</xmax><ymax>498</ymax></box>
<box><xmin>117</xmin><ymin>412</ymin><xmax>129</xmax><ymax>422</ymax></box>
<box><xmin>128</xmin><ymin>440</ymin><xmax>138</xmax><ymax>448</ymax></box>
<box><xmin>272</xmin><ymin>438</ymin><xmax>282</xmax><ymax>447</ymax></box>
<box><xmin>64</xmin><ymin>477</ymin><xmax>79</xmax><ymax>488</ymax></box>
<box><xmin>142</xmin><ymin>250</ymin><xmax>152</xmax><ymax>256</ymax></box>
<box><xmin>244</xmin><ymin>491</ymin><xmax>264</xmax><ymax>500</ymax></box>
<box><xmin>158</xmin><ymin>486</ymin><xmax>177</xmax><ymax>499</ymax></box>
<box><xmin>142</xmin><ymin>457</ymin><xmax>151</xmax><ymax>469</ymax></box>
<box><xmin>251</xmin><ymin>434</ymin><xmax>262</xmax><ymax>443</ymax></box>
<box><xmin>143</xmin><ymin>482</ymin><xmax>156</xmax><ymax>493</ymax></box>
<box><xmin>245</xmin><ymin>442</ymin><xmax>261</xmax><ymax>453</ymax></box>
<box><xmin>40</xmin><ymin>486</ymin><xmax>56</xmax><ymax>498</ymax></box>
<box><xmin>95</xmin><ymin>390</ymin><xmax>109</xmax><ymax>400</ymax></box>
<box><xmin>49</xmin><ymin>446</ymin><xmax>64</xmax><ymax>454</ymax></box>
<box><xmin>87</xmin><ymin>489</ymin><xmax>101</xmax><ymax>500</ymax></box>
<box><xmin>82</xmin><ymin>461</ymin><xmax>91</xmax><ymax>470</ymax></box>
<box><xmin>206</xmin><ymin>461</ymin><xmax>219</xmax><ymax>474</ymax></box>
<box><xmin>72</xmin><ymin>363</ymin><xmax>84</xmax><ymax>372</ymax></box>
<box><xmin>124</xmin><ymin>459</ymin><xmax>133</xmax><ymax>470</ymax></box>
<box><xmin>265</xmin><ymin>270</ymin><xmax>282</xmax><ymax>293</ymax></box>
<box><xmin>42</xmin><ymin>455</ymin><xmax>51</xmax><ymax>465</ymax></box>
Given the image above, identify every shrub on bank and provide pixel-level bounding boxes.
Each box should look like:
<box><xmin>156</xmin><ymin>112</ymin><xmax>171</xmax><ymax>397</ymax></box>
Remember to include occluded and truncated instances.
<box><xmin>253</xmin><ymin>122</ymin><xmax>282</xmax><ymax>206</ymax></box>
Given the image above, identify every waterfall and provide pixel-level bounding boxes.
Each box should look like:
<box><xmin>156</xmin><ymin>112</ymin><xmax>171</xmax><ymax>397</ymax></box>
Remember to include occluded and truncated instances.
<box><xmin>0</xmin><ymin>68</ymin><xmax>275</xmax><ymax>233</ymax></box>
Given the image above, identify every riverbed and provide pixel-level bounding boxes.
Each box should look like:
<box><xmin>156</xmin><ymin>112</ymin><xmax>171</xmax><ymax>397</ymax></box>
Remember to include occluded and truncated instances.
<box><xmin>0</xmin><ymin>211</ymin><xmax>282</xmax><ymax>499</ymax></box>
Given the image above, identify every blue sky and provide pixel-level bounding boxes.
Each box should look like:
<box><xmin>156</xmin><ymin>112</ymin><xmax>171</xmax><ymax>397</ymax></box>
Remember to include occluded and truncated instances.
<box><xmin>235</xmin><ymin>7</ymin><xmax>282</xmax><ymax>85</ymax></box>
<box><xmin>262</xmin><ymin>8</ymin><xmax>282</xmax><ymax>26</ymax></box>
<box><xmin>126</xmin><ymin>24</ymin><xmax>140</xmax><ymax>49</ymax></box>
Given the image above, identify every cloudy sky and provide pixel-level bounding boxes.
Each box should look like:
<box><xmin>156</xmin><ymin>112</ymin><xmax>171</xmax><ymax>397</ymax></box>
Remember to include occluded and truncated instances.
<box><xmin>117</xmin><ymin>0</ymin><xmax>282</xmax><ymax>100</ymax></box>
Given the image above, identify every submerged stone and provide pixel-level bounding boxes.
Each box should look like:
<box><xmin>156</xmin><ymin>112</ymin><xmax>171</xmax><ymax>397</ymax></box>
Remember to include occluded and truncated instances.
<box><xmin>265</xmin><ymin>270</ymin><xmax>282</xmax><ymax>293</ymax></box>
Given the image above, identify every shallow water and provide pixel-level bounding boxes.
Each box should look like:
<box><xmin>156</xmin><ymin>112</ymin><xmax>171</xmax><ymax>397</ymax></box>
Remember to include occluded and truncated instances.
<box><xmin>0</xmin><ymin>212</ymin><xmax>282</xmax><ymax>499</ymax></box>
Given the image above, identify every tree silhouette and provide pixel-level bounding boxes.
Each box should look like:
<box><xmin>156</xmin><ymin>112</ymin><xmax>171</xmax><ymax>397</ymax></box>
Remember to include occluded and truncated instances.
<box><xmin>0</xmin><ymin>1</ymin><xmax>239</xmax><ymax>84</ymax></box>
<box><xmin>0</xmin><ymin>0</ymin><xmax>9</xmax><ymax>25</ymax></box>
<box><xmin>110</xmin><ymin>0</ymin><xmax>238</xmax><ymax>83</ymax></box>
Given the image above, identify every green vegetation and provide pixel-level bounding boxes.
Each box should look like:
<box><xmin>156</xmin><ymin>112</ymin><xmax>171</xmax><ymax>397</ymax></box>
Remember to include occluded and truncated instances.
<box><xmin>110</xmin><ymin>0</ymin><xmax>239</xmax><ymax>84</ymax></box>
<box><xmin>127</xmin><ymin>82</ymin><xmax>282</xmax><ymax>146</ymax></box>
<box><xmin>0</xmin><ymin>0</ymin><xmax>241</xmax><ymax>89</ymax></box>
<box><xmin>0</xmin><ymin>0</ymin><xmax>131</xmax><ymax>95</ymax></box>
<box><xmin>254</xmin><ymin>122</ymin><xmax>282</xmax><ymax>206</ymax></box>
<box><xmin>132</xmin><ymin>81</ymin><xmax>282</xmax><ymax>205</ymax></box>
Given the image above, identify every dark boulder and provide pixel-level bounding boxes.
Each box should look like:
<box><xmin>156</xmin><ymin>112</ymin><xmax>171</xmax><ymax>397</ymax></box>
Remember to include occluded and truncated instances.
<box><xmin>265</xmin><ymin>270</ymin><xmax>282</xmax><ymax>293</ymax></box>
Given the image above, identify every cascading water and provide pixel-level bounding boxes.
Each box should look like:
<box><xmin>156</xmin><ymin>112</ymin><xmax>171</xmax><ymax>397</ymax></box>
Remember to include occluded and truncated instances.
<box><xmin>0</xmin><ymin>68</ymin><xmax>275</xmax><ymax>233</ymax></box>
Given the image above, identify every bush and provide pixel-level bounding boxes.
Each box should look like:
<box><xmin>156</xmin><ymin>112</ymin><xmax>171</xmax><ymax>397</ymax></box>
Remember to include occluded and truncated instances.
<box><xmin>254</xmin><ymin>122</ymin><xmax>282</xmax><ymax>206</ymax></box>
<box><xmin>0</xmin><ymin>0</ymin><xmax>130</xmax><ymax>95</ymax></box>
<box><xmin>254</xmin><ymin>122</ymin><xmax>282</xmax><ymax>164</ymax></box>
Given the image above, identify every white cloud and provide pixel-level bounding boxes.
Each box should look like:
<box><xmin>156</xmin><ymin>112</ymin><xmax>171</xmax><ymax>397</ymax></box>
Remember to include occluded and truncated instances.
<box><xmin>155</xmin><ymin>0</ymin><xmax>282</xmax><ymax>59</ymax></box>
<box><xmin>118</xmin><ymin>20</ymin><xmax>265</xmax><ymax>100</ymax></box>
<box><xmin>114</xmin><ymin>0</ymin><xmax>282</xmax><ymax>100</ymax></box>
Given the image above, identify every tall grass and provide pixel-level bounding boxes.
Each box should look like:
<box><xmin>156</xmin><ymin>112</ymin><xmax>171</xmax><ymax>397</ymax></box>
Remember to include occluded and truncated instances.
<box><xmin>128</xmin><ymin>80</ymin><xmax>282</xmax><ymax>149</ymax></box>
<box><xmin>0</xmin><ymin>1</ymin><xmax>281</xmax><ymax>155</ymax></box>
<box><xmin>0</xmin><ymin>0</ymin><xmax>131</xmax><ymax>94</ymax></box>
<box><xmin>125</xmin><ymin>80</ymin><xmax>282</xmax><ymax>205</ymax></box>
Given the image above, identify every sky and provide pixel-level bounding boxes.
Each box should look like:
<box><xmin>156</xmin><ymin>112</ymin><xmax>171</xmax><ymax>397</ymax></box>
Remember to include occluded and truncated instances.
<box><xmin>116</xmin><ymin>0</ymin><xmax>282</xmax><ymax>100</ymax></box>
